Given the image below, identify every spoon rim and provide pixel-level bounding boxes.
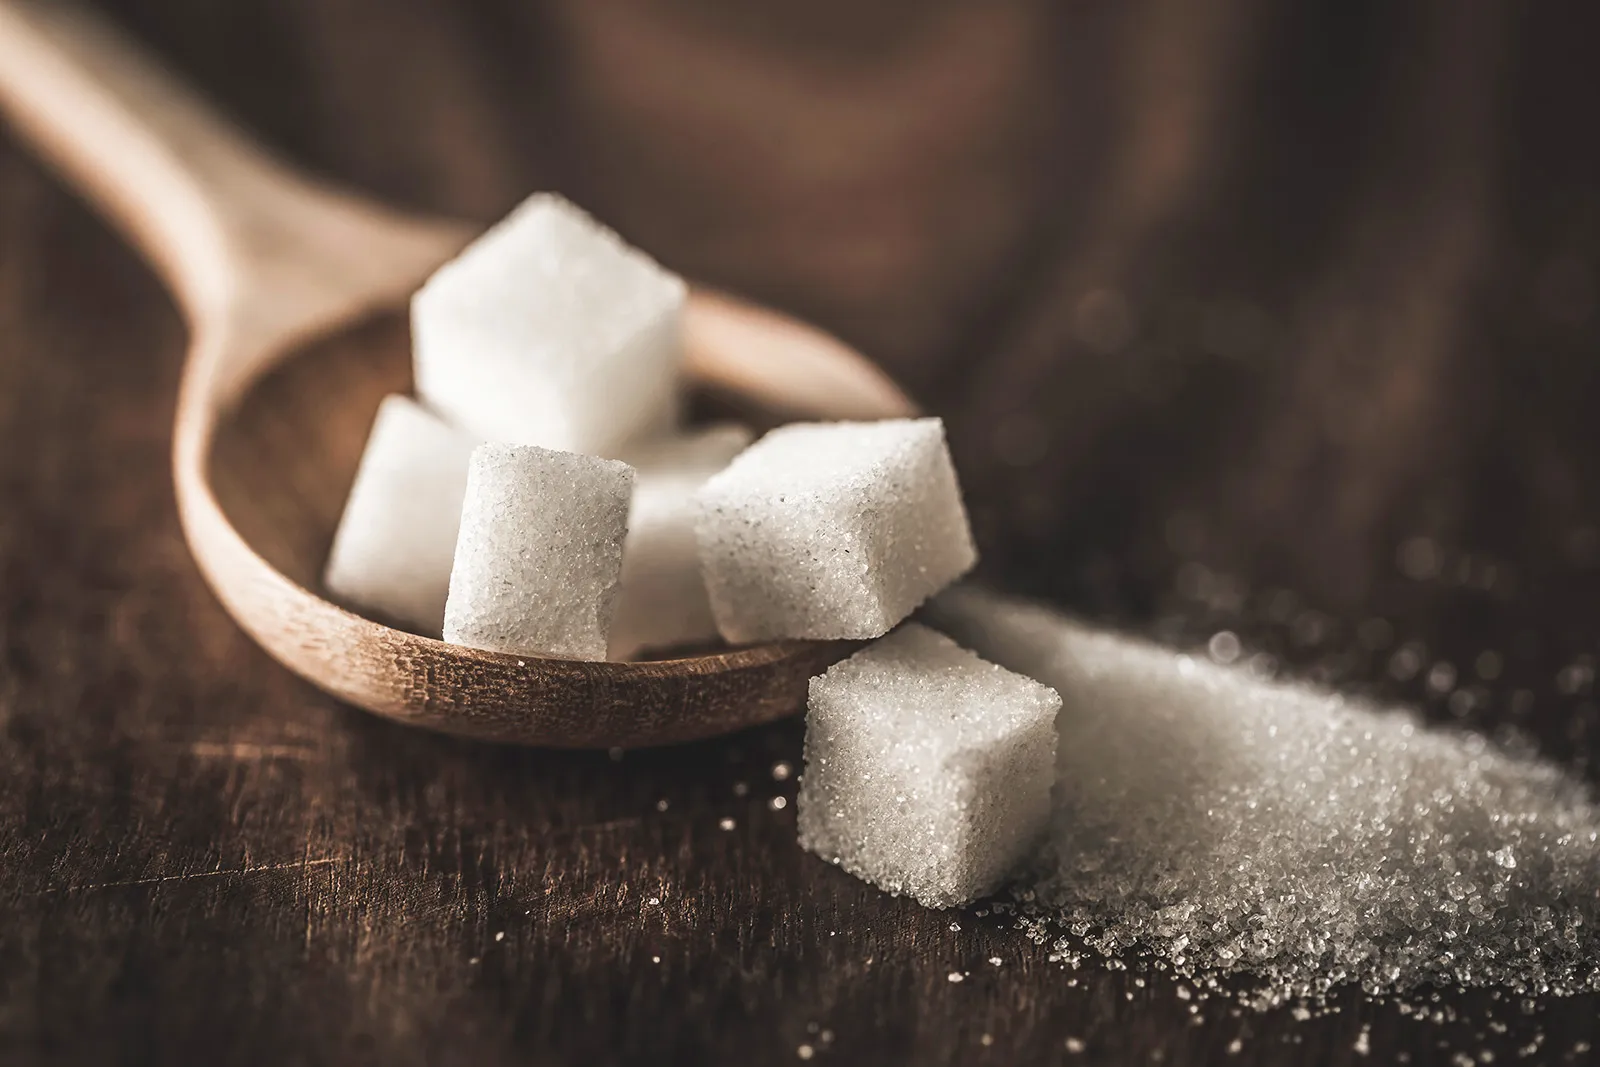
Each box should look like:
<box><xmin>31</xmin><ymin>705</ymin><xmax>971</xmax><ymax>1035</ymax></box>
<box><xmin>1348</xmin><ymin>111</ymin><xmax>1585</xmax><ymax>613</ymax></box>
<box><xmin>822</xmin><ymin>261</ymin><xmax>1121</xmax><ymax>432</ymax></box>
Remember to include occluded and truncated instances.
<box><xmin>186</xmin><ymin>302</ymin><xmax>883</xmax><ymax>747</ymax></box>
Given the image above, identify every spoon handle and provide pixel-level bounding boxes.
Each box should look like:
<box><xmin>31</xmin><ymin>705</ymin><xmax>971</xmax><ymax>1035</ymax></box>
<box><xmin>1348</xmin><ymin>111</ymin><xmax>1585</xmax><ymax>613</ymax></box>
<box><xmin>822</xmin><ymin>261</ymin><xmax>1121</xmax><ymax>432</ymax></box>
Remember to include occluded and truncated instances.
<box><xmin>0</xmin><ymin>0</ymin><xmax>922</xmax><ymax>749</ymax></box>
<box><xmin>0</xmin><ymin>0</ymin><xmax>917</xmax><ymax>424</ymax></box>
<box><xmin>0</xmin><ymin>0</ymin><xmax>468</xmax><ymax>374</ymax></box>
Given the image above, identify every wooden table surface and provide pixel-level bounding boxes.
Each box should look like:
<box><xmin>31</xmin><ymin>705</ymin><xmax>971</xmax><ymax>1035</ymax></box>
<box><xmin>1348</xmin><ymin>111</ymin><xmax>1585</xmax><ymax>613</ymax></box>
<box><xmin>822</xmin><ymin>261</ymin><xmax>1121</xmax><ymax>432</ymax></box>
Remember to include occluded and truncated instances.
<box><xmin>3</xmin><ymin>2</ymin><xmax>1600</xmax><ymax>1064</ymax></box>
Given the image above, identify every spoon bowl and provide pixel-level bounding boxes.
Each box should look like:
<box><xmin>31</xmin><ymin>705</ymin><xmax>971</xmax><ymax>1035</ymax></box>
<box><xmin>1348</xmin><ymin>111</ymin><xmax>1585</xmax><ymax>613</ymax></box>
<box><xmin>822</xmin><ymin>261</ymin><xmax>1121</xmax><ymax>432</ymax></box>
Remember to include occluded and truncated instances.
<box><xmin>207</xmin><ymin>307</ymin><xmax>860</xmax><ymax>746</ymax></box>
<box><xmin>0</xmin><ymin>0</ymin><xmax>913</xmax><ymax>746</ymax></box>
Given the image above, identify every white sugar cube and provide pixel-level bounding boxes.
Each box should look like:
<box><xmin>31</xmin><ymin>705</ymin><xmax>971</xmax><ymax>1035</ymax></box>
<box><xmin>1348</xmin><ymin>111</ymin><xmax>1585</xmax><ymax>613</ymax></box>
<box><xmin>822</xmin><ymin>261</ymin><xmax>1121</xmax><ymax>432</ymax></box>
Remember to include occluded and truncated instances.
<box><xmin>797</xmin><ymin>623</ymin><xmax>1060</xmax><ymax>908</ymax></box>
<box><xmin>412</xmin><ymin>193</ymin><xmax>687</xmax><ymax>455</ymax></box>
<box><xmin>693</xmin><ymin>418</ymin><xmax>977</xmax><ymax>642</ymax></box>
<box><xmin>323</xmin><ymin>395</ymin><xmax>475</xmax><ymax>634</ymax></box>
<box><xmin>442</xmin><ymin>443</ymin><xmax>633</xmax><ymax>660</ymax></box>
<box><xmin>609</xmin><ymin>425</ymin><xmax>753</xmax><ymax>660</ymax></box>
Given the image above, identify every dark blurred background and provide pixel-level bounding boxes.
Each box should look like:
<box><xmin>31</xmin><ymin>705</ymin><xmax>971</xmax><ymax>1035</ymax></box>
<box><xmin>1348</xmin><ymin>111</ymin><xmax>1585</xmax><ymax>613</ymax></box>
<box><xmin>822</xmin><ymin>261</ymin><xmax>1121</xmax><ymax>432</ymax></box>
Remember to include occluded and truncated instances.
<box><xmin>90</xmin><ymin>0</ymin><xmax>1600</xmax><ymax>628</ymax></box>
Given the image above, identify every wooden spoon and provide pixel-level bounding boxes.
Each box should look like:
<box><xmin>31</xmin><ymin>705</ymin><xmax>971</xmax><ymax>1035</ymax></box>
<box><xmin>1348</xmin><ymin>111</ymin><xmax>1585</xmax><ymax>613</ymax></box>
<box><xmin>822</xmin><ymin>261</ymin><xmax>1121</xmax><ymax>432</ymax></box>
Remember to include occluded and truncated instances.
<box><xmin>0</xmin><ymin>0</ymin><xmax>917</xmax><ymax>748</ymax></box>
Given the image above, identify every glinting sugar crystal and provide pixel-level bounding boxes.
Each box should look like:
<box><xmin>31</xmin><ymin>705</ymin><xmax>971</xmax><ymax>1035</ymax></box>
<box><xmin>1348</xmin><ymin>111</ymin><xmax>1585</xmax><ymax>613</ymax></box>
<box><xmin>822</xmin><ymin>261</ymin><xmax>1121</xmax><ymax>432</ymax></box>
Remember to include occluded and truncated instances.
<box><xmin>925</xmin><ymin>584</ymin><xmax>1600</xmax><ymax>1000</ymax></box>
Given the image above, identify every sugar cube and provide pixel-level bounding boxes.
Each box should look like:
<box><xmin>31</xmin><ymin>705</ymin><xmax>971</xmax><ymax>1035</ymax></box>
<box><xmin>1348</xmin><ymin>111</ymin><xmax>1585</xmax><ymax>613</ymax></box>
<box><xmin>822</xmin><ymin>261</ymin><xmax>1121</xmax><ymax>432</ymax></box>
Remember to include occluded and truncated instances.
<box><xmin>609</xmin><ymin>425</ymin><xmax>753</xmax><ymax>660</ymax></box>
<box><xmin>323</xmin><ymin>394</ymin><xmax>475</xmax><ymax>634</ymax></box>
<box><xmin>412</xmin><ymin>193</ymin><xmax>687</xmax><ymax>455</ymax></box>
<box><xmin>442</xmin><ymin>443</ymin><xmax>634</xmax><ymax>660</ymax></box>
<box><xmin>693</xmin><ymin>418</ymin><xmax>977</xmax><ymax>642</ymax></box>
<box><xmin>796</xmin><ymin>623</ymin><xmax>1060</xmax><ymax>908</ymax></box>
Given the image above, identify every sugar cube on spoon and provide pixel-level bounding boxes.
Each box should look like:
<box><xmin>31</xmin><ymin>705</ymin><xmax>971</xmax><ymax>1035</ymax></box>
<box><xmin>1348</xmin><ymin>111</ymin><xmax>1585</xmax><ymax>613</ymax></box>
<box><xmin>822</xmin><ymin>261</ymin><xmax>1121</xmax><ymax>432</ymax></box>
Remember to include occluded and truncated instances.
<box><xmin>443</xmin><ymin>443</ymin><xmax>634</xmax><ymax>661</ymax></box>
<box><xmin>610</xmin><ymin>425</ymin><xmax>753</xmax><ymax>660</ymax></box>
<box><xmin>322</xmin><ymin>394</ymin><xmax>475</xmax><ymax>634</ymax></box>
<box><xmin>797</xmin><ymin>623</ymin><xmax>1060</xmax><ymax>908</ymax></box>
<box><xmin>412</xmin><ymin>193</ymin><xmax>686</xmax><ymax>455</ymax></box>
<box><xmin>693</xmin><ymin>418</ymin><xmax>976</xmax><ymax>642</ymax></box>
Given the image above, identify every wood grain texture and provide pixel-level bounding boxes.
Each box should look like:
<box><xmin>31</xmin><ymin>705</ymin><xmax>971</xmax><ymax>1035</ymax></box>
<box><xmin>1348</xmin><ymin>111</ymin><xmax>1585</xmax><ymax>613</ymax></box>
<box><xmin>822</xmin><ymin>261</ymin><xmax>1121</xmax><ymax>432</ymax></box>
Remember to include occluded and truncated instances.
<box><xmin>4</xmin><ymin>1</ymin><xmax>1600</xmax><ymax>1064</ymax></box>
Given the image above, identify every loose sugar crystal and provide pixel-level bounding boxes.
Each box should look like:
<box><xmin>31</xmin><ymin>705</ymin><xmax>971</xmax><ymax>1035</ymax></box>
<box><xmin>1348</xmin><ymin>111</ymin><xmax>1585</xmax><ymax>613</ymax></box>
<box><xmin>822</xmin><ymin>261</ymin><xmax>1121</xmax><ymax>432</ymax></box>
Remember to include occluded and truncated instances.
<box><xmin>443</xmin><ymin>443</ymin><xmax>633</xmax><ymax>660</ymax></box>
<box><xmin>926</xmin><ymin>584</ymin><xmax>1600</xmax><ymax>1000</ymax></box>
<box><xmin>322</xmin><ymin>394</ymin><xmax>475</xmax><ymax>634</ymax></box>
<box><xmin>412</xmin><ymin>193</ymin><xmax>686</xmax><ymax>455</ymax></box>
<box><xmin>693</xmin><ymin>418</ymin><xmax>976</xmax><ymax>642</ymax></box>
<box><xmin>609</xmin><ymin>425</ymin><xmax>752</xmax><ymax>660</ymax></box>
<box><xmin>797</xmin><ymin>623</ymin><xmax>1060</xmax><ymax>908</ymax></box>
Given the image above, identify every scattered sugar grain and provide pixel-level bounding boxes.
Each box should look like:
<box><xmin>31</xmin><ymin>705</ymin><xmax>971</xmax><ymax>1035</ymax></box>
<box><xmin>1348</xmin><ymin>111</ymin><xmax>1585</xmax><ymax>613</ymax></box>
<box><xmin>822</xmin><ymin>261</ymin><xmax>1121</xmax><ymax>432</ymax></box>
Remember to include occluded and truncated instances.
<box><xmin>609</xmin><ymin>426</ymin><xmax>752</xmax><ymax>659</ymax></box>
<box><xmin>412</xmin><ymin>193</ymin><xmax>685</xmax><ymax>454</ymax></box>
<box><xmin>694</xmin><ymin>419</ymin><xmax>976</xmax><ymax>641</ymax></box>
<box><xmin>796</xmin><ymin>625</ymin><xmax>1059</xmax><ymax>908</ymax></box>
<box><xmin>925</xmin><ymin>584</ymin><xmax>1600</xmax><ymax>1000</ymax></box>
<box><xmin>323</xmin><ymin>395</ymin><xmax>475</xmax><ymax>634</ymax></box>
<box><xmin>442</xmin><ymin>443</ymin><xmax>632</xmax><ymax>660</ymax></box>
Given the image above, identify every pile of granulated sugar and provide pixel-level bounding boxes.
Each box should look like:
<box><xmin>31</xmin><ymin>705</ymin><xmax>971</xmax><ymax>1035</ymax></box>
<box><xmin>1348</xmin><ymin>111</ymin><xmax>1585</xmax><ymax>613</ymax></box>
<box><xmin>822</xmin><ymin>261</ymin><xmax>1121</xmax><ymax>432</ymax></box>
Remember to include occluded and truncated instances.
<box><xmin>926</xmin><ymin>586</ymin><xmax>1600</xmax><ymax>1002</ymax></box>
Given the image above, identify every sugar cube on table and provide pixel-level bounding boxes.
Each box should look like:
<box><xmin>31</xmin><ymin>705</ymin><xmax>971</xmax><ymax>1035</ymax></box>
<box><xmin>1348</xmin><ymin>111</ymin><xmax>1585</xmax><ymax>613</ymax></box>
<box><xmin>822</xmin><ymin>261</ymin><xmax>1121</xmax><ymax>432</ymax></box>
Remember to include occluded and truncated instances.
<box><xmin>796</xmin><ymin>623</ymin><xmax>1060</xmax><ymax>908</ymax></box>
<box><xmin>323</xmin><ymin>394</ymin><xmax>475</xmax><ymax>635</ymax></box>
<box><xmin>609</xmin><ymin>425</ymin><xmax>753</xmax><ymax>660</ymax></box>
<box><xmin>693</xmin><ymin>418</ymin><xmax>976</xmax><ymax>642</ymax></box>
<box><xmin>412</xmin><ymin>193</ymin><xmax>687</xmax><ymax>456</ymax></box>
<box><xmin>443</xmin><ymin>443</ymin><xmax>634</xmax><ymax>661</ymax></box>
